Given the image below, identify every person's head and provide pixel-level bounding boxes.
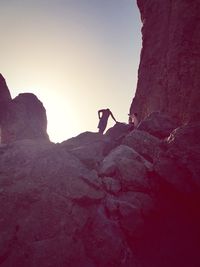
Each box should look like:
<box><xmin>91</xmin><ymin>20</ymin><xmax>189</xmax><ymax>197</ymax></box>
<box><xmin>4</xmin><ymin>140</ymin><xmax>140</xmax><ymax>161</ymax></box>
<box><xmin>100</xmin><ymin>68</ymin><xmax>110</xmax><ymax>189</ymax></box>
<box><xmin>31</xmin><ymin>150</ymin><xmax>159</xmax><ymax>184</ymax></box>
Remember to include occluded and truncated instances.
<box><xmin>128</xmin><ymin>116</ymin><xmax>132</xmax><ymax>124</ymax></box>
<box><xmin>128</xmin><ymin>112</ymin><xmax>137</xmax><ymax>117</ymax></box>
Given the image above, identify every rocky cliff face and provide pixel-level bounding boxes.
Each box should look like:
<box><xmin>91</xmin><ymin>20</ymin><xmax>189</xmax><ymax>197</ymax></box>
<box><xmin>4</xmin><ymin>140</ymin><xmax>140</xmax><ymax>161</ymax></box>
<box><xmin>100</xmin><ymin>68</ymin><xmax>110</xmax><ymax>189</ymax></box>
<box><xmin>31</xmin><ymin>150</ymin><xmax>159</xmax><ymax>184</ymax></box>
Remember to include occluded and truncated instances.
<box><xmin>130</xmin><ymin>0</ymin><xmax>200</xmax><ymax>124</ymax></box>
<box><xmin>0</xmin><ymin>75</ymin><xmax>49</xmax><ymax>143</ymax></box>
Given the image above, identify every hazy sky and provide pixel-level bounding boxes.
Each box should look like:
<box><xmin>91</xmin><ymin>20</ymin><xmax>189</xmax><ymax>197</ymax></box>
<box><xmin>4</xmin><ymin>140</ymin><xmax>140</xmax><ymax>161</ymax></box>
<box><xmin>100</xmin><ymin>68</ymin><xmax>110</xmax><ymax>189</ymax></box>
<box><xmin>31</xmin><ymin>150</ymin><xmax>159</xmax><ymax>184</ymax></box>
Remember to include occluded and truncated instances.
<box><xmin>0</xmin><ymin>0</ymin><xmax>142</xmax><ymax>142</ymax></box>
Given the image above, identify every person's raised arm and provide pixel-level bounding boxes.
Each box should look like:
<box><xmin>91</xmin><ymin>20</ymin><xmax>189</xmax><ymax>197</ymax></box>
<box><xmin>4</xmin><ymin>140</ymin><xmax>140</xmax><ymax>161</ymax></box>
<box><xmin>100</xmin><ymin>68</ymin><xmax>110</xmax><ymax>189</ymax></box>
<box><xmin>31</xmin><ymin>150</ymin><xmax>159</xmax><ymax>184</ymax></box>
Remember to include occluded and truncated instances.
<box><xmin>110</xmin><ymin>111</ymin><xmax>117</xmax><ymax>122</ymax></box>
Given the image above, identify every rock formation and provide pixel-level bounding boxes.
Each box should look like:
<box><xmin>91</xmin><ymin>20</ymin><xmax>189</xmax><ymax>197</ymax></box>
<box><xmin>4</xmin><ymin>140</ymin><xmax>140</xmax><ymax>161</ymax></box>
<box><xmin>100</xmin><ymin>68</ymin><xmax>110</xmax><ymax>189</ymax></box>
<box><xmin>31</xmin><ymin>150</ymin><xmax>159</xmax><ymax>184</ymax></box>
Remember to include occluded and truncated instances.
<box><xmin>1</xmin><ymin>0</ymin><xmax>200</xmax><ymax>265</ymax></box>
<box><xmin>0</xmin><ymin>74</ymin><xmax>12</xmax><ymax>130</ymax></box>
<box><xmin>0</xmin><ymin>75</ymin><xmax>49</xmax><ymax>143</ymax></box>
<box><xmin>137</xmin><ymin>111</ymin><xmax>178</xmax><ymax>139</ymax></box>
<box><xmin>130</xmin><ymin>0</ymin><xmax>200</xmax><ymax>124</ymax></box>
<box><xmin>0</xmin><ymin>111</ymin><xmax>200</xmax><ymax>267</ymax></box>
<box><xmin>0</xmin><ymin>74</ymin><xmax>11</xmax><ymax>104</ymax></box>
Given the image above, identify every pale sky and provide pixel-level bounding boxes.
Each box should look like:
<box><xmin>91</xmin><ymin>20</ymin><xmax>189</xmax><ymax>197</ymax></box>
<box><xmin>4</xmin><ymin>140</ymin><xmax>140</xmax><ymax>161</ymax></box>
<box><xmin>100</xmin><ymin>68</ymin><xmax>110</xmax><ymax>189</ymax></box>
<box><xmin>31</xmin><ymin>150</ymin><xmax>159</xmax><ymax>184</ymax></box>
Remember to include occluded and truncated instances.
<box><xmin>0</xmin><ymin>0</ymin><xmax>142</xmax><ymax>142</ymax></box>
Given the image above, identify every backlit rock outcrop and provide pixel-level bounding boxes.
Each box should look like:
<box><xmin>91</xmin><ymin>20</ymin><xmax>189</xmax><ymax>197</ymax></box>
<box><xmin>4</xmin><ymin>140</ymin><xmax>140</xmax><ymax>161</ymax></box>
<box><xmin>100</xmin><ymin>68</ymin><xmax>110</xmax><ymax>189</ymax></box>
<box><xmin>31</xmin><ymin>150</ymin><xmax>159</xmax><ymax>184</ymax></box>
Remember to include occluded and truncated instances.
<box><xmin>0</xmin><ymin>74</ymin><xmax>11</xmax><ymax>127</ymax></box>
<box><xmin>0</xmin><ymin>74</ymin><xmax>11</xmax><ymax>103</ymax></box>
<box><xmin>0</xmin><ymin>75</ymin><xmax>49</xmax><ymax>143</ymax></box>
<box><xmin>130</xmin><ymin>0</ymin><xmax>200</xmax><ymax>124</ymax></box>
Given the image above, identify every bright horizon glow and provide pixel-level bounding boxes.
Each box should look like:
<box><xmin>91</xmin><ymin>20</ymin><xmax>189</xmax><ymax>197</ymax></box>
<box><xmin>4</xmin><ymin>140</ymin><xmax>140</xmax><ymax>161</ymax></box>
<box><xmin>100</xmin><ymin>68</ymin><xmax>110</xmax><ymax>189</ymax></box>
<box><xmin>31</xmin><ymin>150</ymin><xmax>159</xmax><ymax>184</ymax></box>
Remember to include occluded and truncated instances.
<box><xmin>0</xmin><ymin>0</ymin><xmax>142</xmax><ymax>142</ymax></box>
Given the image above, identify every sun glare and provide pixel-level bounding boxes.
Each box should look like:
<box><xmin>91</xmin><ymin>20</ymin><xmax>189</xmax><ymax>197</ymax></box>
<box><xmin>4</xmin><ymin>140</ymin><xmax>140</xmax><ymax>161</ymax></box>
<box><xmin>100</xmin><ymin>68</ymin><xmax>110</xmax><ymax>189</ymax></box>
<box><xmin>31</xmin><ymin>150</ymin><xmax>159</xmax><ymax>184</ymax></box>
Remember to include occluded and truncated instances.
<box><xmin>40</xmin><ymin>89</ymin><xmax>80</xmax><ymax>143</ymax></box>
<box><xmin>1</xmin><ymin>1</ymin><xmax>142</xmax><ymax>143</ymax></box>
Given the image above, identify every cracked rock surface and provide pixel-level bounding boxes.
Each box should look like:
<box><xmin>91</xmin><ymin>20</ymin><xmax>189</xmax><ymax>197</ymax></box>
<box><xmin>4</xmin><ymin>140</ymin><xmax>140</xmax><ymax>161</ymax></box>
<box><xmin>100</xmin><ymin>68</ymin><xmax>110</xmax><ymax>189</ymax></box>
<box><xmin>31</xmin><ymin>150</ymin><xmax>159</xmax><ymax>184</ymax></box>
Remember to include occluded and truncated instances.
<box><xmin>0</xmin><ymin>113</ymin><xmax>200</xmax><ymax>267</ymax></box>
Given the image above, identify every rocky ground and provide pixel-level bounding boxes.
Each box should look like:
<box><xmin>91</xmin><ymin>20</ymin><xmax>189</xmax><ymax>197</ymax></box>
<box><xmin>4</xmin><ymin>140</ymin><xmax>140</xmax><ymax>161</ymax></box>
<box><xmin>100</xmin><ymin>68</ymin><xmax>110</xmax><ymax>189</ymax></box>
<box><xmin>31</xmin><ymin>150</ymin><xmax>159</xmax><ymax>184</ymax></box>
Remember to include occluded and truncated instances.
<box><xmin>0</xmin><ymin>112</ymin><xmax>199</xmax><ymax>267</ymax></box>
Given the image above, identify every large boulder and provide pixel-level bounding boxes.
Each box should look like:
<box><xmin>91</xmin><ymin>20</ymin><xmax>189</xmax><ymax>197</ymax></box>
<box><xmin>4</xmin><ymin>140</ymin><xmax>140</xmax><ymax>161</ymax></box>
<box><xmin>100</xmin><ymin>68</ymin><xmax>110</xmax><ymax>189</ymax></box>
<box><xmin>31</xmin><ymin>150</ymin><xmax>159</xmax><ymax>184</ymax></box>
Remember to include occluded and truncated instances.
<box><xmin>0</xmin><ymin>75</ymin><xmax>49</xmax><ymax>144</ymax></box>
<box><xmin>105</xmin><ymin>192</ymin><xmax>154</xmax><ymax>238</ymax></box>
<box><xmin>61</xmin><ymin>132</ymin><xmax>113</xmax><ymax>169</ymax></box>
<box><xmin>105</xmin><ymin>122</ymin><xmax>132</xmax><ymax>143</ymax></box>
<box><xmin>137</xmin><ymin>112</ymin><xmax>177</xmax><ymax>139</ymax></box>
<box><xmin>0</xmin><ymin>140</ymin><xmax>106</xmax><ymax>267</ymax></box>
<box><xmin>122</xmin><ymin>129</ymin><xmax>161</xmax><ymax>162</ymax></box>
<box><xmin>154</xmin><ymin>122</ymin><xmax>200</xmax><ymax>194</ymax></box>
<box><xmin>82</xmin><ymin>208</ymin><xmax>137</xmax><ymax>267</ymax></box>
<box><xmin>1</xmin><ymin>93</ymin><xmax>49</xmax><ymax>143</ymax></box>
<box><xmin>99</xmin><ymin>145</ymin><xmax>153</xmax><ymax>193</ymax></box>
<box><xmin>62</xmin><ymin>131</ymin><xmax>106</xmax><ymax>149</ymax></box>
<box><xmin>0</xmin><ymin>139</ymin><xmax>104</xmax><ymax>202</ymax></box>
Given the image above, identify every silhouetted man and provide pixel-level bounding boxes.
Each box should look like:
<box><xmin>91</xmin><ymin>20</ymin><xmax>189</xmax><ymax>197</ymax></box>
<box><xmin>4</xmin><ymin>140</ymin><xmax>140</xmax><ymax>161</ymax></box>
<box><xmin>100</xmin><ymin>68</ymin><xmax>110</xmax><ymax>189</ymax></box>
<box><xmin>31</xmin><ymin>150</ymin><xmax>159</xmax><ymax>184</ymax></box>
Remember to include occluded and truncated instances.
<box><xmin>98</xmin><ymin>108</ymin><xmax>117</xmax><ymax>134</ymax></box>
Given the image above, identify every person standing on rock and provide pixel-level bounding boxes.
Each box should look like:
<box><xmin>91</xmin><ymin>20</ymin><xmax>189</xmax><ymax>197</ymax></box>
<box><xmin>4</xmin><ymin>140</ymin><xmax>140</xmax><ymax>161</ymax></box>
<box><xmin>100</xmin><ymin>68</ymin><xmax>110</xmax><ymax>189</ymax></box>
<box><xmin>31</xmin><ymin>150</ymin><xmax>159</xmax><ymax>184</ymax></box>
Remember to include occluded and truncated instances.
<box><xmin>98</xmin><ymin>108</ymin><xmax>117</xmax><ymax>134</ymax></box>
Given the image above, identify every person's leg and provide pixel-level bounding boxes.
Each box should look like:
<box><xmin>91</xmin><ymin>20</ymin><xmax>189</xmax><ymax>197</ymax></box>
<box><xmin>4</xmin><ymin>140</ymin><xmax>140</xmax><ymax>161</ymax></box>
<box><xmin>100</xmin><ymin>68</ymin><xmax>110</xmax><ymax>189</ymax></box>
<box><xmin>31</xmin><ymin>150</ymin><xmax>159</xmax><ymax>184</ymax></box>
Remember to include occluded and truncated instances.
<box><xmin>98</xmin><ymin>127</ymin><xmax>104</xmax><ymax>134</ymax></box>
<box><xmin>98</xmin><ymin>119</ymin><xmax>107</xmax><ymax>134</ymax></box>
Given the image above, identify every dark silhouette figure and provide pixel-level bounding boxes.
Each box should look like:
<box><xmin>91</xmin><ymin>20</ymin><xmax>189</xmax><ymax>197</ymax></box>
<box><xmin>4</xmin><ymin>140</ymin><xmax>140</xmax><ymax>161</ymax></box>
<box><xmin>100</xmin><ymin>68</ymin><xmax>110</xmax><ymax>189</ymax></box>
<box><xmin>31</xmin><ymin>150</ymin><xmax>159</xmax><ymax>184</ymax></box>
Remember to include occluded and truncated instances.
<box><xmin>98</xmin><ymin>108</ymin><xmax>117</xmax><ymax>134</ymax></box>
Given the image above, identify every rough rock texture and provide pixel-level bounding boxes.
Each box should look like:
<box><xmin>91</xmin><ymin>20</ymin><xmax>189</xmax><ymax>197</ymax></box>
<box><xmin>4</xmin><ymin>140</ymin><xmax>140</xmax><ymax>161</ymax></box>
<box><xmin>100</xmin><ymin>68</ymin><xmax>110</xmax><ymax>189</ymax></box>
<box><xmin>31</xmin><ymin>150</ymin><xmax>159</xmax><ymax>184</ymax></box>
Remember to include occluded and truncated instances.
<box><xmin>0</xmin><ymin>137</ymin><xmax>147</xmax><ymax>267</ymax></box>
<box><xmin>61</xmin><ymin>132</ymin><xmax>113</xmax><ymax>169</ymax></box>
<box><xmin>0</xmin><ymin>74</ymin><xmax>12</xmax><ymax>131</ymax></box>
<box><xmin>130</xmin><ymin>0</ymin><xmax>200</xmax><ymax>124</ymax></box>
<box><xmin>0</xmin><ymin>74</ymin><xmax>11</xmax><ymax>104</ymax></box>
<box><xmin>0</xmin><ymin>75</ymin><xmax>49</xmax><ymax>143</ymax></box>
<box><xmin>0</xmin><ymin>115</ymin><xmax>200</xmax><ymax>266</ymax></box>
<box><xmin>105</xmin><ymin>122</ymin><xmax>132</xmax><ymax>142</ymax></box>
<box><xmin>154</xmin><ymin>122</ymin><xmax>200</xmax><ymax>194</ymax></box>
<box><xmin>137</xmin><ymin>111</ymin><xmax>177</xmax><ymax>139</ymax></box>
<box><xmin>1</xmin><ymin>93</ymin><xmax>49</xmax><ymax>143</ymax></box>
<box><xmin>122</xmin><ymin>129</ymin><xmax>161</xmax><ymax>162</ymax></box>
<box><xmin>99</xmin><ymin>145</ymin><xmax>153</xmax><ymax>193</ymax></box>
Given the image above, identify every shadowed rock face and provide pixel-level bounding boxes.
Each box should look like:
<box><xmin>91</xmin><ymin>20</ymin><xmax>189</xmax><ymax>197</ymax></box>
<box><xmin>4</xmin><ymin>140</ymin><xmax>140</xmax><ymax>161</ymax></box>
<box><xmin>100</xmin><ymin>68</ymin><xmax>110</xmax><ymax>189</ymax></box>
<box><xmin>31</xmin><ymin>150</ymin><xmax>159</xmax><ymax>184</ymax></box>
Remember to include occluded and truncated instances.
<box><xmin>1</xmin><ymin>93</ymin><xmax>49</xmax><ymax>143</ymax></box>
<box><xmin>0</xmin><ymin>116</ymin><xmax>200</xmax><ymax>267</ymax></box>
<box><xmin>0</xmin><ymin>74</ymin><xmax>11</xmax><ymax>102</ymax></box>
<box><xmin>0</xmin><ymin>75</ymin><xmax>49</xmax><ymax>143</ymax></box>
<box><xmin>0</xmin><ymin>74</ymin><xmax>12</xmax><ymax>123</ymax></box>
<box><xmin>130</xmin><ymin>0</ymin><xmax>200</xmax><ymax>124</ymax></box>
<box><xmin>137</xmin><ymin>111</ymin><xmax>177</xmax><ymax>139</ymax></box>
